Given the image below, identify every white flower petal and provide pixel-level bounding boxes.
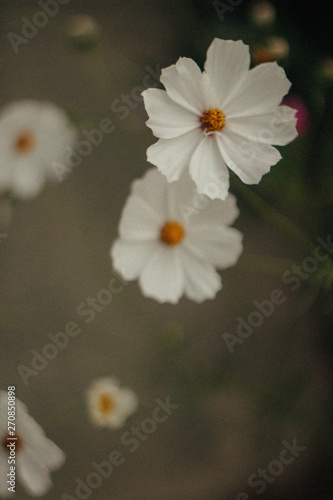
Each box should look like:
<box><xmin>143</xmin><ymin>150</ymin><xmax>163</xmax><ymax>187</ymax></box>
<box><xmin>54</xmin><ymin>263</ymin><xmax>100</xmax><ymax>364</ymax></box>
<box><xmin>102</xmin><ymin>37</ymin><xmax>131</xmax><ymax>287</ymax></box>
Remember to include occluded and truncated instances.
<box><xmin>139</xmin><ymin>246</ymin><xmax>185</xmax><ymax>303</ymax></box>
<box><xmin>218</xmin><ymin>129</ymin><xmax>281</xmax><ymax>184</ymax></box>
<box><xmin>130</xmin><ymin>168</ymin><xmax>168</xmax><ymax>220</ymax></box>
<box><xmin>147</xmin><ymin>128</ymin><xmax>202</xmax><ymax>182</ymax></box>
<box><xmin>18</xmin><ymin>452</ymin><xmax>53</xmax><ymax>497</ymax></box>
<box><xmin>227</xmin><ymin>105</ymin><xmax>298</xmax><ymax>145</ymax></box>
<box><xmin>189</xmin><ymin>135</ymin><xmax>230</xmax><ymax>200</ymax></box>
<box><xmin>116</xmin><ymin>388</ymin><xmax>139</xmax><ymax>417</ymax></box>
<box><xmin>117</xmin><ymin>168</ymin><xmax>169</xmax><ymax>242</ymax></box>
<box><xmin>160</xmin><ymin>57</ymin><xmax>210</xmax><ymax>114</ymax></box>
<box><xmin>142</xmin><ymin>88</ymin><xmax>199</xmax><ymax>139</ymax></box>
<box><xmin>11</xmin><ymin>160</ymin><xmax>45</xmax><ymax>199</ymax></box>
<box><xmin>166</xmin><ymin>171</ymin><xmax>202</xmax><ymax>221</ymax></box>
<box><xmin>118</xmin><ymin>196</ymin><xmax>162</xmax><ymax>240</ymax></box>
<box><xmin>27</xmin><ymin>437</ymin><xmax>66</xmax><ymax>472</ymax></box>
<box><xmin>112</xmin><ymin>240</ymin><xmax>159</xmax><ymax>280</ymax></box>
<box><xmin>181</xmin><ymin>253</ymin><xmax>222</xmax><ymax>303</ymax></box>
<box><xmin>204</xmin><ymin>38</ymin><xmax>250</xmax><ymax>107</ymax></box>
<box><xmin>185</xmin><ymin>226</ymin><xmax>243</xmax><ymax>268</ymax></box>
<box><xmin>224</xmin><ymin>62</ymin><xmax>292</xmax><ymax>117</ymax></box>
<box><xmin>188</xmin><ymin>193</ymin><xmax>240</xmax><ymax>227</ymax></box>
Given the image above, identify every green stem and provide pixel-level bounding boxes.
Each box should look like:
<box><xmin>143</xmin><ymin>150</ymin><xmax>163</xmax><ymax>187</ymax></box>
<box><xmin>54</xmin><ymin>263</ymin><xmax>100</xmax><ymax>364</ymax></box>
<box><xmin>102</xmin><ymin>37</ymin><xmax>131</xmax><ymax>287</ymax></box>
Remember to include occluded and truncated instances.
<box><xmin>231</xmin><ymin>177</ymin><xmax>315</xmax><ymax>254</ymax></box>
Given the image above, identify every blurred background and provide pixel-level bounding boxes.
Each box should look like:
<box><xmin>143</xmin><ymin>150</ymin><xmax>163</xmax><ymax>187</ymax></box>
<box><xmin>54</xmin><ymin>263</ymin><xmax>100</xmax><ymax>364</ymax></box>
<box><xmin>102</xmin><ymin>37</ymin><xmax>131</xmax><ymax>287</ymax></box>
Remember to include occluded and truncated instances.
<box><xmin>0</xmin><ymin>0</ymin><xmax>333</xmax><ymax>498</ymax></box>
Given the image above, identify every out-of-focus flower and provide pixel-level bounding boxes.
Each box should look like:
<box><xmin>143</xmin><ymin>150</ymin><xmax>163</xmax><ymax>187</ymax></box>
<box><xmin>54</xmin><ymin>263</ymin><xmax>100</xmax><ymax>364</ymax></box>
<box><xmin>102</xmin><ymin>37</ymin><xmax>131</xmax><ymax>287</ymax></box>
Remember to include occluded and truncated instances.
<box><xmin>250</xmin><ymin>1</ymin><xmax>276</xmax><ymax>27</ymax></box>
<box><xmin>111</xmin><ymin>168</ymin><xmax>243</xmax><ymax>304</ymax></box>
<box><xmin>0</xmin><ymin>391</ymin><xmax>65</xmax><ymax>497</ymax></box>
<box><xmin>67</xmin><ymin>14</ymin><xmax>101</xmax><ymax>51</ymax></box>
<box><xmin>86</xmin><ymin>378</ymin><xmax>138</xmax><ymax>429</ymax></box>
<box><xmin>252</xmin><ymin>36</ymin><xmax>290</xmax><ymax>65</ymax></box>
<box><xmin>142</xmin><ymin>38</ymin><xmax>298</xmax><ymax>201</ymax></box>
<box><xmin>0</xmin><ymin>100</ymin><xmax>78</xmax><ymax>200</ymax></box>
<box><xmin>320</xmin><ymin>57</ymin><xmax>333</xmax><ymax>81</ymax></box>
<box><xmin>282</xmin><ymin>95</ymin><xmax>310</xmax><ymax>136</ymax></box>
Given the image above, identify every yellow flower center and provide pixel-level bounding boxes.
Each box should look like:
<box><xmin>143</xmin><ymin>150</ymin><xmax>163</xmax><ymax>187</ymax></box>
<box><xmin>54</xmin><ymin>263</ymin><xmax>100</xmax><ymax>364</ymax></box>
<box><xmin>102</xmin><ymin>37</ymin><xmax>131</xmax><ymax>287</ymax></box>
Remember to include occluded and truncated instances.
<box><xmin>160</xmin><ymin>221</ymin><xmax>185</xmax><ymax>246</ymax></box>
<box><xmin>252</xmin><ymin>47</ymin><xmax>274</xmax><ymax>65</ymax></box>
<box><xmin>201</xmin><ymin>108</ymin><xmax>225</xmax><ymax>133</ymax></box>
<box><xmin>99</xmin><ymin>394</ymin><xmax>116</xmax><ymax>415</ymax></box>
<box><xmin>15</xmin><ymin>132</ymin><xmax>35</xmax><ymax>154</ymax></box>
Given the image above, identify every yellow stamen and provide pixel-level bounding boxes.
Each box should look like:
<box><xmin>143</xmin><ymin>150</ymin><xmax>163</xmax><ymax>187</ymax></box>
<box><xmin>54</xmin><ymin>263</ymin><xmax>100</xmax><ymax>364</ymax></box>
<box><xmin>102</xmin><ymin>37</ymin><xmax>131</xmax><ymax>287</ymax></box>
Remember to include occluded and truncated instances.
<box><xmin>99</xmin><ymin>394</ymin><xmax>115</xmax><ymax>415</ymax></box>
<box><xmin>2</xmin><ymin>434</ymin><xmax>23</xmax><ymax>452</ymax></box>
<box><xmin>252</xmin><ymin>47</ymin><xmax>274</xmax><ymax>65</ymax></box>
<box><xmin>15</xmin><ymin>132</ymin><xmax>35</xmax><ymax>154</ymax></box>
<box><xmin>201</xmin><ymin>108</ymin><xmax>225</xmax><ymax>133</ymax></box>
<box><xmin>160</xmin><ymin>221</ymin><xmax>185</xmax><ymax>246</ymax></box>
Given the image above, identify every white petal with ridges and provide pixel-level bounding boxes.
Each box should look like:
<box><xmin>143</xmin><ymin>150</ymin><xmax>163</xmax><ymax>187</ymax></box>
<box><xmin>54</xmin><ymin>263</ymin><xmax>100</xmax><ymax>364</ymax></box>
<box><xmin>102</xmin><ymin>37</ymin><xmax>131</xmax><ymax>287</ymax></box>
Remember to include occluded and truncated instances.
<box><xmin>227</xmin><ymin>105</ymin><xmax>298</xmax><ymax>145</ymax></box>
<box><xmin>160</xmin><ymin>57</ymin><xmax>212</xmax><ymax>114</ymax></box>
<box><xmin>147</xmin><ymin>128</ymin><xmax>202</xmax><ymax>182</ymax></box>
<box><xmin>218</xmin><ymin>129</ymin><xmax>281</xmax><ymax>184</ymax></box>
<box><xmin>224</xmin><ymin>62</ymin><xmax>292</xmax><ymax>117</ymax></box>
<box><xmin>204</xmin><ymin>39</ymin><xmax>250</xmax><ymax>107</ymax></box>
<box><xmin>189</xmin><ymin>135</ymin><xmax>230</xmax><ymax>200</ymax></box>
<box><xmin>142</xmin><ymin>88</ymin><xmax>199</xmax><ymax>139</ymax></box>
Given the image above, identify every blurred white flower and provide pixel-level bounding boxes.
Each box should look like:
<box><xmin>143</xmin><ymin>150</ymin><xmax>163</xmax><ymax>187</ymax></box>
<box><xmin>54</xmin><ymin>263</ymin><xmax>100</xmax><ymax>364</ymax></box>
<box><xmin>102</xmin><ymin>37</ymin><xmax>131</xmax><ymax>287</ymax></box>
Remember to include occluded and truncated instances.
<box><xmin>250</xmin><ymin>1</ymin><xmax>276</xmax><ymax>27</ymax></box>
<box><xmin>142</xmin><ymin>38</ymin><xmax>298</xmax><ymax>200</ymax></box>
<box><xmin>111</xmin><ymin>168</ymin><xmax>243</xmax><ymax>304</ymax></box>
<box><xmin>252</xmin><ymin>36</ymin><xmax>290</xmax><ymax>65</ymax></box>
<box><xmin>86</xmin><ymin>378</ymin><xmax>138</xmax><ymax>429</ymax></box>
<box><xmin>0</xmin><ymin>100</ymin><xmax>78</xmax><ymax>200</ymax></box>
<box><xmin>67</xmin><ymin>14</ymin><xmax>101</xmax><ymax>51</ymax></box>
<box><xmin>0</xmin><ymin>391</ymin><xmax>65</xmax><ymax>497</ymax></box>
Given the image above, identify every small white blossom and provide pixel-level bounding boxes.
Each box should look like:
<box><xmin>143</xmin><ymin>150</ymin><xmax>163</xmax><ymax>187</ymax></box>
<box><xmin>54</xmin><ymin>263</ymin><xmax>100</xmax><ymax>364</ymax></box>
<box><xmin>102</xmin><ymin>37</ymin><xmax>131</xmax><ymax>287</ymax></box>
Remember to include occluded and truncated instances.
<box><xmin>0</xmin><ymin>391</ymin><xmax>65</xmax><ymax>497</ymax></box>
<box><xmin>0</xmin><ymin>100</ymin><xmax>78</xmax><ymax>200</ymax></box>
<box><xmin>142</xmin><ymin>38</ymin><xmax>298</xmax><ymax>200</ymax></box>
<box><xmin>111</xmin><ymin>168</ymin><xmax>243</xmax><ymax>304</ymax></box>
<box><xmin>86</xmin><ymin>378</ymin><xmax>138</xmax><ymax>429</ymax></box>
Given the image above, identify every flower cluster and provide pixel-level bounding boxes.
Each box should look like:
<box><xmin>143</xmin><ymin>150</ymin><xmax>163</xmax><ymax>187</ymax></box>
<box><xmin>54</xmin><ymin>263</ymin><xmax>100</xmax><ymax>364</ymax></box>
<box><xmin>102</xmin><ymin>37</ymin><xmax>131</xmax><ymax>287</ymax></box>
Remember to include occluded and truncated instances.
<box><xmin>0</xmin><ymin>34</ymin><xmax>300</xmax><ymax>498</ymax></box>
<box><xmin>111</xmin><ymin>38</ymin><xmax>298</xmax><ymax>303</ymax></box>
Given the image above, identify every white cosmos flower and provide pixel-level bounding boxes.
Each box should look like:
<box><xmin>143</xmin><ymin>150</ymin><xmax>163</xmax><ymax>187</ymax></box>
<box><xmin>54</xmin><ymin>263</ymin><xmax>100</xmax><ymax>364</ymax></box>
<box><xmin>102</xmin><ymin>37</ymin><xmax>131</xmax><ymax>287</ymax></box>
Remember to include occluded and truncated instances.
<box><xmin>86</xmin><ymin>378</ymin><xmax>138</xmax><ymax>429</ymax></box>
<box><xmin>0</xmin><ymin>391</ymin><xmax>65</xmax><ymax>497</ymax></box>
<box><xmin>111</xmin><ymin>168</ymin><xmax>243</xmax><ymax>304</ymax></box>
<box><xmin>0</xmin><ymin>99</ymin><xmax>78</xmax><ymax>200</ymax></box>
<box><xmin>142</xmin><ymin>38</ymin><xmax>298</xmax><ymax>200</ymax></box>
